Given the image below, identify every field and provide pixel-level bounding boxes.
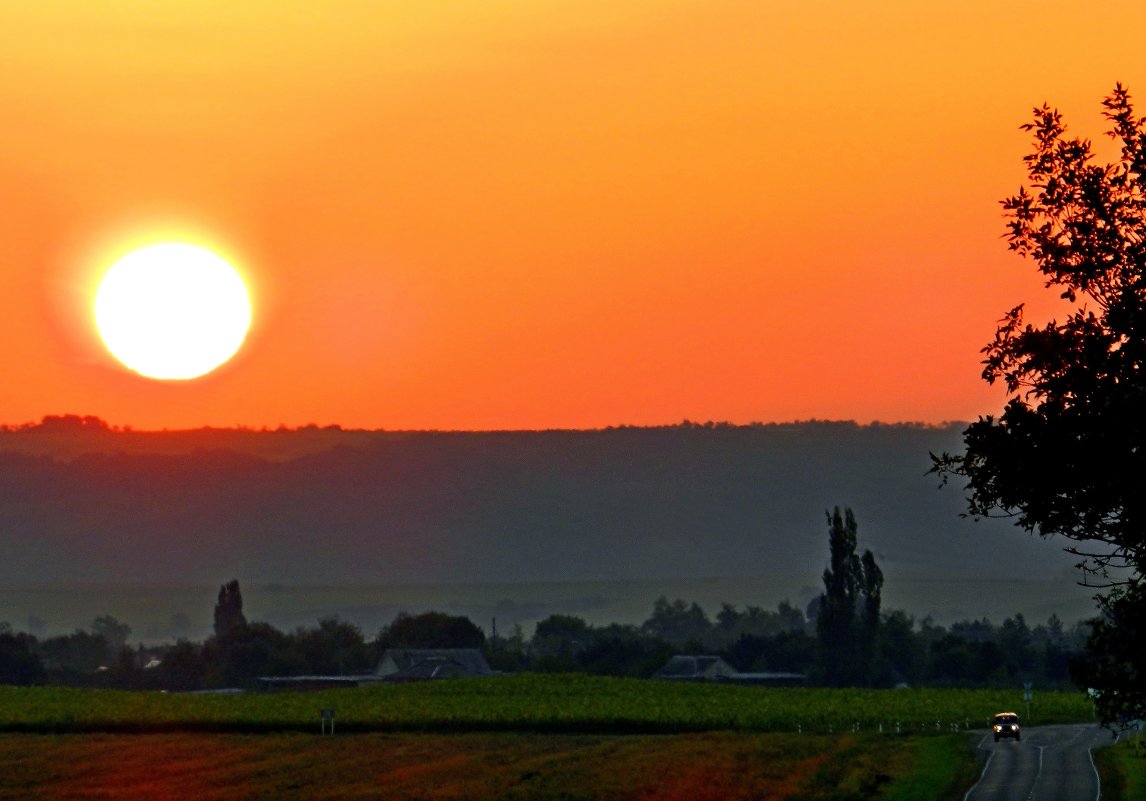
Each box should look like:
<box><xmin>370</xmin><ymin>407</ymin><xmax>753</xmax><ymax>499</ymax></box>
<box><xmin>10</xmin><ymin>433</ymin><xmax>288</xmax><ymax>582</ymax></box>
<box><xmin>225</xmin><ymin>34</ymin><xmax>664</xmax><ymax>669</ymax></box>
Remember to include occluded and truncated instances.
<box><xmin>0</xmin><ymin>677</ymin><xmax>1099</xmax><ymax>799</ymax></box>
<box><xmin>0</xmin><ymin>731</ymin><xmax>981</xmax><ymax>801</ymax></box>
<box><xmin>0</xmin><ymin>675</ymin><xmax>1095</xmax><ymax>735</ymax></box>
<box><xmin>1093</xmin><ymin>735</ymin><xmax>1146</xmax><ymax>801</ymax></box>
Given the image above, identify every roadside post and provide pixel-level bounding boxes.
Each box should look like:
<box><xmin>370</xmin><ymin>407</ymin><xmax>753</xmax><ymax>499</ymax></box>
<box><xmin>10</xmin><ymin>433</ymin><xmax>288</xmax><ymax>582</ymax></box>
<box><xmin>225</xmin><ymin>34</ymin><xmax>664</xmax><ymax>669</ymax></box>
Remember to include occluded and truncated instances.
<box><xmin>321</xmin><ymin>708</ymin><xmax>335</xmax><ymax>735</ymax></box>
<box><xmin>1022</xmin><ymin>682</ymin><xmax>1033</xmax><ymax>723</ymax></box>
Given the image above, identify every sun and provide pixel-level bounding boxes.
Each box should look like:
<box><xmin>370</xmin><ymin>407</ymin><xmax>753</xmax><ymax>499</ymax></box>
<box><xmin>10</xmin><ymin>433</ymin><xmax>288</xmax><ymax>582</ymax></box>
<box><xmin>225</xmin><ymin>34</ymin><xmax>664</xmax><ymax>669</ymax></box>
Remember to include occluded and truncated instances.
<box><xmin>94</xmin><ymin>243</ymin><xmax>252</xmax><ymax>380</ymax></box>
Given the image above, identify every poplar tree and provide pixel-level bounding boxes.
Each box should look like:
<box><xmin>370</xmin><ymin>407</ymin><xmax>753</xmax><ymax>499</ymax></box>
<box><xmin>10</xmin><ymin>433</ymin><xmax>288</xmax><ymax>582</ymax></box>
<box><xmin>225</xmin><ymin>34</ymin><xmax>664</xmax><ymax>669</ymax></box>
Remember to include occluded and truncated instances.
<box><xmin>213</xmin><ymin>579</ymin><xmax>246</xmax><ymax>637</ymax></box>
<box><xmin>817</xmin><ymin>507</ymin><xmax>883</xmax><ymax>686</ymax></box>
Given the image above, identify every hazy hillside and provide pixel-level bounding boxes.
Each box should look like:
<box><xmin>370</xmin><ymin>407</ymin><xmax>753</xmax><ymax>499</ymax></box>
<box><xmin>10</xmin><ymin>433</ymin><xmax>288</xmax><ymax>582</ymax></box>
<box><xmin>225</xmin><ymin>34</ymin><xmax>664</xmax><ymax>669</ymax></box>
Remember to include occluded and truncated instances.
<box><xmin>0</xmin><ymin>419</ymin><xmax>1081</xmax><ymax>588</ymax></box>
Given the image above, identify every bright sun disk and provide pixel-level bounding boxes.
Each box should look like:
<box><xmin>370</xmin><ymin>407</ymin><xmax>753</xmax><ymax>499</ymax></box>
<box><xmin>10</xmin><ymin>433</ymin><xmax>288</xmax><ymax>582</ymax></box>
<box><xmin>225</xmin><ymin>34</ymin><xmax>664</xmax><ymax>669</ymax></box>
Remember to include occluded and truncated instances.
<box><xmin>94</xmin><ymin>243</ymin><xmax>252</xmax><ymax>380</ymax></box>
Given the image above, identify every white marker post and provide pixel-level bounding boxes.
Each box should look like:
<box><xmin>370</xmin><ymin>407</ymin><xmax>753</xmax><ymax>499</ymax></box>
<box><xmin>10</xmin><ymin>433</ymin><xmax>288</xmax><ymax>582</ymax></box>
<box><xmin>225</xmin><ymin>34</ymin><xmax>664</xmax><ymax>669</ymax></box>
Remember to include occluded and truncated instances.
<box><xmin>321</xmin><ymin>709</ymin><xmax>335</xmax><ymax>735</ymax></box>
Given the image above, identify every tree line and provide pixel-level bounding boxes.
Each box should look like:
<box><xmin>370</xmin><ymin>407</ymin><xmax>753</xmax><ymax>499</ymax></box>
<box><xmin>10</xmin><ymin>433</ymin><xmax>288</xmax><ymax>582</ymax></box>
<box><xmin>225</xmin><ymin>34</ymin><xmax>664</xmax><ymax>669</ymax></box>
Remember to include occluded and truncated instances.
<box><xmin>0</xmin><ymin>527</ymin><xmax>1090</xmax><ymax>692</ymax></box>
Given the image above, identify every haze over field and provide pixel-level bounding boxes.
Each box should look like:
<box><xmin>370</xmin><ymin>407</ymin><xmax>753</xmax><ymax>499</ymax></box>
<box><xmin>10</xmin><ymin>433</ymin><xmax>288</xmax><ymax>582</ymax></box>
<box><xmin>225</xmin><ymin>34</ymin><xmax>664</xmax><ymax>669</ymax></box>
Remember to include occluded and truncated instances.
<box><xmin>0</xmin><ymin>420</ymin><xmax>1094</xmax><ymax>639</ymax></box>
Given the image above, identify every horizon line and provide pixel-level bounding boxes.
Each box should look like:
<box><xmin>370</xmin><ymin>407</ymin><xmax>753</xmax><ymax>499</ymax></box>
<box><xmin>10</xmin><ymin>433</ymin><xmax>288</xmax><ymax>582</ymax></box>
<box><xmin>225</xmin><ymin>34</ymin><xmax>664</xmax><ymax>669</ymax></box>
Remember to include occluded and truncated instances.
<box><xmin>1</xmin><ymin>413</ymin><xmax>972</xmax><ymax>435</ymax></box>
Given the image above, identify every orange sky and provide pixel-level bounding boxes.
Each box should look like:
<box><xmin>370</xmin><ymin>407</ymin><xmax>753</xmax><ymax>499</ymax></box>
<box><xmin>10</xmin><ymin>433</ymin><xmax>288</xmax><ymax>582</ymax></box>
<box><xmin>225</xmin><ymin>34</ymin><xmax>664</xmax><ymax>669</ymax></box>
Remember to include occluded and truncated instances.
<box><xmin>2</xmin><ymin>1</ymin><xmax>1145</xmax><ymax>430</ymax></box>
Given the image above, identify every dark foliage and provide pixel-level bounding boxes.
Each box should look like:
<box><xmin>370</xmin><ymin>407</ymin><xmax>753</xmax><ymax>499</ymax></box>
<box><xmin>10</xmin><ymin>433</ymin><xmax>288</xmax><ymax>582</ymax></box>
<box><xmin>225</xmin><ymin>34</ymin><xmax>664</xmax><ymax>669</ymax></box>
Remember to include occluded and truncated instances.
<box><xmin>1071</xmin><ymin>581</ymin><xmax>1146</xmax><ymax>725</ymax></box>
<box><xmin>0</xmin><ymin>593</ymin><xmax>1089</xmax><ymax>691</ymax></box>
<box><xmin>577</xmin><ymin>628</ymin><xmax>673</xmax><ymax>678</ymax></box>
<box><xmin>38</xmin><ymin>630</ymin><xmax>110</xmax><ymax>680</ymax></box>
<box><xmin>294</xmin><ymin>617</ymin><xmax>372</xmax><ymax>676</ymax></box>
<box><xmin>204</xmin><ymin>622</ymin><xmax>308</xmax><ymax>688</ymax></box>
<box><xmin>526</xmin><ymin>617</ymin><xmax>675</xmax><ymax>677</ymax></box>
<box><xmin>640</xmin><ymin>597</ymin><xmax>713</xmax><ymax>647</ymax></box>
<box><xmin>0</xmin><ymin>627</ymin><xmax>45</xmax><ymax>685</ymax></box>
<box><xmin>725</xmin><ymin>630</ymin><xmax>816</xmax><ymax>674</ymax></box>
<box><xmin>376</xmin><ymin>611</ymin><xmax>486</xmax><ymax>651</ymax></box>
<box><xmin>91</xmin><ymin>615</ymin><xmax>131</xmax><ymax>657</ymax></box>
<box><xmin>152</xmin><ymin>640</ymin><xmax>208</xmax><ymax>692</ymax></box>
<box><xmin>213</xmin><ymin>580</ymin><xmax>246</xmax><ymax>638</ymax></box>
<box><xmin>531</xmin><ymin>614</ymin><xmax>594</xmax><ymax>672</ymax></box>
<box><xmin>816</xmin><ymin>508</ymin><xmax>884</xmax><ymax>686</ymax></box>
<box><xmin>931</xmin><ymin>85</ymin><xmax>1146</xmax><ymax>724</ymax></box>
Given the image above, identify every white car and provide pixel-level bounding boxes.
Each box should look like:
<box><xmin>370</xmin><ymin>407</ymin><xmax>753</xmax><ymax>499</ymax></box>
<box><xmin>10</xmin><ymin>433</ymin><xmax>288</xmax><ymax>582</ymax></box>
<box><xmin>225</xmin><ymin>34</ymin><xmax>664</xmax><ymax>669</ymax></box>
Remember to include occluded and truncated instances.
<box><xmin>993</xmin><ymin>712</ymin><xmax>1021</xmax><ymax>742</ymax></box>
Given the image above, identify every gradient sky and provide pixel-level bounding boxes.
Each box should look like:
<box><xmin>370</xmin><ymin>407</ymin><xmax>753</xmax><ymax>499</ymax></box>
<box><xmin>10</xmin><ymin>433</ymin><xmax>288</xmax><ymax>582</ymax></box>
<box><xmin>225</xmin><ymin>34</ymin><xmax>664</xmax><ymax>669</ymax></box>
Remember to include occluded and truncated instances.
<box><xmin>3</xmin><ymin>1</ymin><xmax>1145</xmax><ymax>431</ymax></box>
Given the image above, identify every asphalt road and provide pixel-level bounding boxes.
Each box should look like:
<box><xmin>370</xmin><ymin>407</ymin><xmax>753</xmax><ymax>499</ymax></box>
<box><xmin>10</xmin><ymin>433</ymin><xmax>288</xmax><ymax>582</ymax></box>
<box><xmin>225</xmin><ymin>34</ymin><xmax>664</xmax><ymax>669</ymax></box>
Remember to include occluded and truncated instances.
<box><xmin>963</xmin><ymin>724</ymin><xmax>1117</xmax><ymax>801</ymax></box>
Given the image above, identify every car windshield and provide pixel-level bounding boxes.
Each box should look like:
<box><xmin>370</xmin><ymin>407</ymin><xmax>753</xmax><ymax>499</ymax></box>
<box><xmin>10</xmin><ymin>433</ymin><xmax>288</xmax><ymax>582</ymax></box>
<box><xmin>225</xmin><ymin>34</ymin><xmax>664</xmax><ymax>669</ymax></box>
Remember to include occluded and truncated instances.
<box><xmin>995</xmin><ymin>715</ymin><xmax>1018</xmax><ymax>724</ymax></box>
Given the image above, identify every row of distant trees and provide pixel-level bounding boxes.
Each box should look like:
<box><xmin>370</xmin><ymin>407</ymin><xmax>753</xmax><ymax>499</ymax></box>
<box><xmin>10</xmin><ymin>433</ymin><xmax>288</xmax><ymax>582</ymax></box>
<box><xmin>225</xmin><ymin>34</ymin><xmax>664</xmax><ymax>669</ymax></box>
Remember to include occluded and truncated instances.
<box><xmin>483</xmin><ymin>513</ymin><xmax>1088</xmax><ymax>690</ymax></box>
<box><xmin>489</xmin><ymin>603</ymin><xmax>1086</xmax><ymax>690</ymax></box>
<box><xmin>0</xmin><ymin>512</ymin><xmax>1092</xmax><ymax>691</ymax></box>
<box><xmin>0</xmin><ymin>576</ymin><xmax>1089</xmax><ymax>691</ymax></box>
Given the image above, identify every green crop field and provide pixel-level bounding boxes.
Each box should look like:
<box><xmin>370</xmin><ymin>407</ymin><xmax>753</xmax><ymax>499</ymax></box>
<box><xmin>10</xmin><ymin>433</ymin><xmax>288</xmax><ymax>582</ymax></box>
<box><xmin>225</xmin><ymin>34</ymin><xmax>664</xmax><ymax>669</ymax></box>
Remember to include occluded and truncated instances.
<box><xmin>0</xmin><ymin>675</ymin><xmax>1094</xmax><ymax>735</ymax></box>
<box><xmin>0</xmin><ymin>678</ymin><xmax>1105</xmax><ymax>800</ymax></box>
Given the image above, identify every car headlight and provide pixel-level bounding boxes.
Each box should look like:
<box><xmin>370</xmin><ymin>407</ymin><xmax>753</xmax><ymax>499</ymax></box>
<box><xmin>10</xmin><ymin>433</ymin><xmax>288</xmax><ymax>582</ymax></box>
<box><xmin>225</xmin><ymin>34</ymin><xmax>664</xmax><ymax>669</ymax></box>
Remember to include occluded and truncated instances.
<box><xmin>993</xmin><ymin>725</ymin><xmax>1002</xmax><ymax>731</ymax></box>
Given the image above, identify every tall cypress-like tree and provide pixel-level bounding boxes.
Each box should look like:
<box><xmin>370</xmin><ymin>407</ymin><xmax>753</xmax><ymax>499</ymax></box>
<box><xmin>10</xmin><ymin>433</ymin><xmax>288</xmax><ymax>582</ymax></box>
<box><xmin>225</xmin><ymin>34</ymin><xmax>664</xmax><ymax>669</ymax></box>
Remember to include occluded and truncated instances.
<box><xmin>859</xmin><ymin>549</ymin><xmax>884</xmax><ymax>684</ymax></box>
<box><xmin>213</xmin><ymin>579</ymin><xmax>246</xmax><ymax>637</ymax></box>
<box><xmin>817</xmin><ymin>507</ymin><xmax>883</xmax><ymax>686</ymax></box>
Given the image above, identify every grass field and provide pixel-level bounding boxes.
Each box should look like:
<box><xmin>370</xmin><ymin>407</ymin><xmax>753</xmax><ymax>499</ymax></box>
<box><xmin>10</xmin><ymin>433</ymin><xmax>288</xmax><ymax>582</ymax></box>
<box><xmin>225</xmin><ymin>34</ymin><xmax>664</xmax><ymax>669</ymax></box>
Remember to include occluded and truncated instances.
<box><xmin>0</xmin><ymin>675</ymin><xmax>1095</xmax><ymax>736</ymax></box>
<box><xmin>0</xmin><ymin>677</ymin><xmax>1102</xmax><ymax>799</ymax></box>
<box><xmin>0</xmin><ymin>731</ymin><xmax>982</xmax><ymax>801</ymax></box>
<box><xmin>1092</xmin><ymin>735</ymin><xmax>1146</xmax><ymax>801</ymax></box>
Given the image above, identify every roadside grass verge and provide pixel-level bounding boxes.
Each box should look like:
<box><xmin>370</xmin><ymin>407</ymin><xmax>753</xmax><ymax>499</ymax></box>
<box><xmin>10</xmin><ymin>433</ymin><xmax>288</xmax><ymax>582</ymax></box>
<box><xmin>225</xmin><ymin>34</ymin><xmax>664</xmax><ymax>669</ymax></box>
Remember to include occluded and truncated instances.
<box><xmin>1093</xmin><ymin>736</ymin><xmax>1146</xmax><ymax>801</ymax></box>
<box><xmin>877</xmin><ymin>734</ymin><xmax>982</xmax><ymax>801</ymax></box>
<box><xmin>0</xmin><ymin>675</ymin><xmax>1095</xmax><ymax>736</ymax></box>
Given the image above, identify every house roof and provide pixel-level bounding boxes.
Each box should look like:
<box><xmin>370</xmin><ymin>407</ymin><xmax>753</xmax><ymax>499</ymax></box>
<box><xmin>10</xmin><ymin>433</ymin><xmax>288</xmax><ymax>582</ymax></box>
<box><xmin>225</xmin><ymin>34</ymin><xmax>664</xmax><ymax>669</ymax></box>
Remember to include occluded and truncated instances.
<box><xmin>376</xmin><ymin>648</ymin><xmax>493</xmax><ymax>680</ymax></box>
<box><xmin>257</xmin><ymin>675</ymin><xmax>382</xmax><ymax>691</ymax></box>
<box><xmin>654</xmin><ymin>655</ymin><xmax>805</xmax><ymax>684</ymax></box>
<box><xmin>653</xmin><ymin>654</ymin><xmax>736</xmax><ymax>679</ymax></box>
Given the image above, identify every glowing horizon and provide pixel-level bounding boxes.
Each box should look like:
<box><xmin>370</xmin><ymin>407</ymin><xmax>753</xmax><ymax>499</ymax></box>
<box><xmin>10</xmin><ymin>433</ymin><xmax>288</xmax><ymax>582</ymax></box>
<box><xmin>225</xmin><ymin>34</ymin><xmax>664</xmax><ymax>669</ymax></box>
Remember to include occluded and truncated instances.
<box><xmin>2</xmin><ymin>1</ymin><xmax>1144</xmax><ymax>430</ymax></box>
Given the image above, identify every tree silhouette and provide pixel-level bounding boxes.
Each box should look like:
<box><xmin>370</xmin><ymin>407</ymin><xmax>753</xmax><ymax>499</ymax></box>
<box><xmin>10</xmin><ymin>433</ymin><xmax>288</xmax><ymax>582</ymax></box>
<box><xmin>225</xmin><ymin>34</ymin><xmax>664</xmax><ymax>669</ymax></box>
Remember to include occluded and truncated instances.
<box><xmin>296</xmin><ymin>617</ymin><xmax>370</xmax><ymax>676</ymax></box>
<box><xmin>375</xmin><ymin>611</ymin><xmax>485</xmax><ymax>650</ymax></box>
<box><xmin>859</xmin><ymin>549</ymin><xmax>885</xmax><ymax>683</ymax></box>
<box><xmin>91</xmin><ymin>615</ymin><xmax>131</xmax><ymax>656</ymax></box>
<box><xmin>932</xmin><ymin>84</ymin><xmax>1146</xmax><ymax>724</ymax></box>
<box><xmin>816</xmin><ymin>507</ymin><xmax>883</xmax><ymax>686</ymax></box>
<box><xmin>640</xmin><ymin>597</ymin><xmax>712</xmax><ymax>647</ymax></box>
<box><xmin>213</xmin><ymin>580</ymin><xmax>246</xmax><ymax>638</ymax></box>
<box><xmin>1072</xmin><ymin>586</ymin><xmax>1146</xmax><ymax>725</ymax></box>
<box><xmin>0</xmin><ymin>628</ymin><xmax>44</xmax><ymax>685</ymax></box>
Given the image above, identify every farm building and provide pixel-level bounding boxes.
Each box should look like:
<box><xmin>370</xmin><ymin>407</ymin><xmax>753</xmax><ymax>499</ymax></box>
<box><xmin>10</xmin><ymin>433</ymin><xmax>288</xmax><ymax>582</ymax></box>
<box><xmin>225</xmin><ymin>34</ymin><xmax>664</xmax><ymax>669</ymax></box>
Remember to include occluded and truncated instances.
<box><xmin>257</xmin><ymin>674</ymin><xmax>376</xmax><ymax>691</ymax></box>
<box><xmin>258</xmin><ymin>648</ymin><xmax>493</xmax><ymax>690</ymax></box>
<box><xmin>654</xmin><ymin>655</ymin><xmax>805</xmax><ymax>686</ymax></box>
<box><xmin>375</xmin><ymin>648</ymin><xmax>493</xmax><ymax>681</ymax></box>
<box><xmin>654</xmin><ymin>655</ymin><xmax>738</xmax><ymax>681</ymax></box>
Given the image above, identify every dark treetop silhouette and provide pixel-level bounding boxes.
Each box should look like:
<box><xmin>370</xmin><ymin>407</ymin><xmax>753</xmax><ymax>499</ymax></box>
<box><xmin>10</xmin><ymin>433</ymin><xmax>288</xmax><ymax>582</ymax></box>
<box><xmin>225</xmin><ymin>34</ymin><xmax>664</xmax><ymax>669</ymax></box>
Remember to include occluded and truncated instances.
<box><xmin>932</xmin><ymin>84</ymin><xmax>1146</xmax><ymax>725</ymax></box>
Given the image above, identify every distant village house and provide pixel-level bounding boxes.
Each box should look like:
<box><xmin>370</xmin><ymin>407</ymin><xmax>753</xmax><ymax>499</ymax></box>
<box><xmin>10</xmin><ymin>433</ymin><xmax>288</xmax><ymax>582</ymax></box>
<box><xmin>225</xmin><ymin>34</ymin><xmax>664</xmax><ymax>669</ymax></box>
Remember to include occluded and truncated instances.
<box><xmin>654</xmin><ymin>655</ymin><xmax>805</xmax><ymax>686</ymax></box>
<box><xmin>258</xmin><ymin>648</ymin><xmax>492</xmax><ymax>690</ymax></box>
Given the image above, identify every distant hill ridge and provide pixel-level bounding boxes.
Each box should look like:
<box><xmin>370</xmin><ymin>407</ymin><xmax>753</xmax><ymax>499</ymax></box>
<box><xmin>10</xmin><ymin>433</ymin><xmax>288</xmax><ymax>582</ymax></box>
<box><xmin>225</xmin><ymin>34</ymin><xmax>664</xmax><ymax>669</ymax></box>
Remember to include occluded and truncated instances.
<box><xmin>0</xmin><ymin>414</ymin><xmax>961</xmax><ymax>460</ymax></box>
<box><xmin>0</xmin><ymin>416</ymin><xmax>1077</xmax><ymax>593</ymax></box>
